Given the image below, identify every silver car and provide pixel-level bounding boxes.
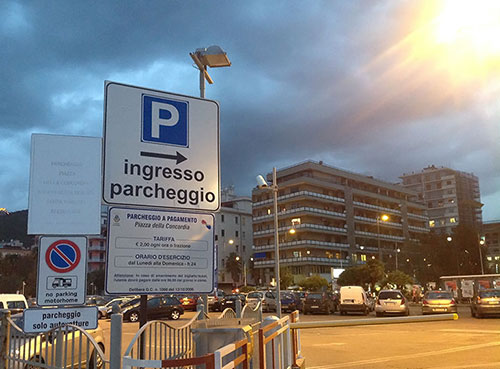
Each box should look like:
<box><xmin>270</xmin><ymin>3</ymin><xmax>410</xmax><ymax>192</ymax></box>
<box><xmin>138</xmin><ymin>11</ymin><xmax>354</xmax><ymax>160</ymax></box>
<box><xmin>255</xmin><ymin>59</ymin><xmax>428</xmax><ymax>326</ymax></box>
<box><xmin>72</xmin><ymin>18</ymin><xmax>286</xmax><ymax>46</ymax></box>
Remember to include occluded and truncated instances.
<box><xmin>375</xmin><ymin>290</ymin><xmax>409</xmax><ymax>317</ymax></box>
<box><xmin>422</xmin><ymin>291</ymin><xmax>457</xmax><ymax>314</ymax></box>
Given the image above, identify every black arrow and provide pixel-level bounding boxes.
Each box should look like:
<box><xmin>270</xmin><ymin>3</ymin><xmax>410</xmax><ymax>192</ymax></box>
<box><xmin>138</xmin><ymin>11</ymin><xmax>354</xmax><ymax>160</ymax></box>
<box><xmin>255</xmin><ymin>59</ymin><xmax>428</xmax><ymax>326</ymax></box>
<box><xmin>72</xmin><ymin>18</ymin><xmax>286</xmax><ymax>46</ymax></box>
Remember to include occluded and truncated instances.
<box><xmin>140</xmin><ymin>151</ymin><xmax>187</xmax><ymax>164</ymax></box>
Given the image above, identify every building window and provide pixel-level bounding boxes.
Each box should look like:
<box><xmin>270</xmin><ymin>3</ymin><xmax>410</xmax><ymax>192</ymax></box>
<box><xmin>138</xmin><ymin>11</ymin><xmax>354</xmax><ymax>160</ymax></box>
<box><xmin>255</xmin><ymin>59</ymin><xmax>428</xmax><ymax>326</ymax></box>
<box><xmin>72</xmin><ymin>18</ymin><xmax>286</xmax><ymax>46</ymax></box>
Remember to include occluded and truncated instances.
<box><xmin>450</xmin><ymin>217</ymin><xmax>457</xmax><ymax>223</ymax></box>
<box><xmin>221</xmin><ymin>214</ymin><xmax>225</xmax><ymax>222</ymax></box>
<box><xmin>235</xmin><ymin>230</ymin><xmax>239</xmax><ymax>238</ymax></box>
<box><xmin>429</xmin><ymin>220</ymin><xmax>435</xmax><ymax>227</ymax></box>
<box><xmin>242</xmin><ymin>231</ymin><xmax>246</xmax><ymax>239</ymax></box>
<box><xmin>243</xmin><ymin>245</ymin><xmax>246</xmax><ymax>252</ymax></box>
<box><xmin>242</xmin><ymin>217</ymin><xmax>246</xmax><ymax>226</ymax></box>
<box><xmin>267</xmin><ymin>209</ymin><xmax>271</xmax><ymax>215</ymax></box>
<box><xmin>235</xmin><ymin>216</ymin><xmax>238</xmax><ymax>224</ymax></box>
<box><xmin>221</xmin><ymin>229</ymin><xmax>225</xmax><ymax>237</ymax></box>
<box><xmin>215</xmin><ymin>235</ymin><xmax>218</xmax><ymax>241</ymax></box>
<box><xmin>361</xmin><ymin>254</ymin><xmax>367</xmax><ymax>261</ymax></box>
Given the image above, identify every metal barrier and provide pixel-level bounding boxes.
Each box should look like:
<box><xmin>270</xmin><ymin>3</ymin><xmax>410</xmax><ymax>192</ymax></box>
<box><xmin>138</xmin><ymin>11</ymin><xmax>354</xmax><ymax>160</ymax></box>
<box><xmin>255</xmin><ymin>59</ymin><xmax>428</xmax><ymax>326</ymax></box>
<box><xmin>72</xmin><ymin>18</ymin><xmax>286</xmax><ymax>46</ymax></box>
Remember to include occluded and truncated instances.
<box><xmin>258</xmin><ymin>315</ymin><xmax>295</xmax><ymax>369</ymax></box>
<box><xmin>2</xmin><ymin>310</ymin><xmax>108</xmax><ymax>369</ymax></box>
<box><xmin>122</xmin><ymin>337</ymin><xmax>250</xmax><ymax>369</ymax></box>
<box><xmin>242</xmin><ymin>302</ymin><xmax>263</xmax><ymax>321</ymax></box>
<box><xmin>122</xmin><ymin>310</ymin><xmax>202</xmax><ymax>367</ymax></box>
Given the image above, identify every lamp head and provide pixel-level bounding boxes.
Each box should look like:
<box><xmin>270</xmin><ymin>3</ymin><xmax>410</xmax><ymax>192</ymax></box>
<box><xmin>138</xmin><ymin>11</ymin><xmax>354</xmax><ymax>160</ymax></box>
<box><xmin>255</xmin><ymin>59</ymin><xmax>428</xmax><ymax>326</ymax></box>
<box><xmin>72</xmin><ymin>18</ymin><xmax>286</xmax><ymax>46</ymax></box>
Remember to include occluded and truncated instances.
<box><xmin>256</xmin><ymin>175</ymin><xmax>269</xmax><ymax>189</ymax></box>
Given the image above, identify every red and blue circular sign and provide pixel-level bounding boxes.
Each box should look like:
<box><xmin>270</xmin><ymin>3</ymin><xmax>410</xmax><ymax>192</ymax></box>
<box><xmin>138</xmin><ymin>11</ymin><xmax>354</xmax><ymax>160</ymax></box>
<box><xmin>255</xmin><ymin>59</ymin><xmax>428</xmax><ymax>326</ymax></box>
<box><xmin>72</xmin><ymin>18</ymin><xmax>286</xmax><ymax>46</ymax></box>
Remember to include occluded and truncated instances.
<box><xmin>45</xmin><ymin>239</ymin><xmax>81</xmax><ymax>273</ymax></box>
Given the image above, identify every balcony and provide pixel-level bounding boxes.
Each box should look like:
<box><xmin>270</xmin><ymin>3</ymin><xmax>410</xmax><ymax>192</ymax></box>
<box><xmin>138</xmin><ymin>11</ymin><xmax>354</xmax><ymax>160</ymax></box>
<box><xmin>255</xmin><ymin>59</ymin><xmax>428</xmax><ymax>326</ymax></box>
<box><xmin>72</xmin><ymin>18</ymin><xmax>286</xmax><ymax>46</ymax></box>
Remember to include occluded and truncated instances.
<box><xmin>253</xmin><ymin>190</ymin><xmax>345</xmax><ymax>207</ymax></box>
<box><xmin>253</xmin><ymin>240</ymin><xmax>349</xmax><ymax>252</ymax></box>
<box><xmin>254</xmin><ymin>256</ymin><xmax>349</xmax><ymax>267</ymax></box>
<box><xmin>354</xmin><ymin>215</ymin><xmax>402</xmax><ymax>228</ymax></box>
<box><xmin>253</xmin><ymin>206</ymin><xmax>345</xmax><ymax>222</ymax></box>
<box><xmin>354</xmin><ymin>230</ymin><xmax>404</xmax><ymax>241</ymax></box>
<box><xmin>254</xmin><ymin>223</ymin><xmax>347</xmax><ymax>237</ymax></box>
<box><xmin>352</xmin><ymin>201</ymin><xmax>401</xmax><ymax>215</ymax></box>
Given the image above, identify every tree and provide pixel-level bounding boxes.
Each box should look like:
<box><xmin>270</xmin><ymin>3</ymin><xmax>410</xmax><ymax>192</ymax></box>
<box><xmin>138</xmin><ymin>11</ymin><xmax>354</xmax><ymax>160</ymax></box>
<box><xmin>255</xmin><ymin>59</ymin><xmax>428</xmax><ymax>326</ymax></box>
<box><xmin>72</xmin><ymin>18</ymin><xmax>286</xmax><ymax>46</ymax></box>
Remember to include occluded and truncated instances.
<box><xmin>87</xmin><ymin>269</ymin><xmax>105</xmax><ymax>294</ymax></box>
<box><xmin>298</xmin><ymin>275</ymin><xmax>329</xmax><ymax>291</ymax></box>
<box><xmin>337</xmin><ymin>259</ymin><xmax>385</xmax><ymax>291</ymax></box>
<box><xmin>337</xmin><ymin>266</ymin><xmax>365</xmax><ymax>287</ymax></box>
<box><xmin>364</xmin><ymin>259</ymin><xmax>385</xmax><ymax>291</ymax></box>
<box><xmin>280</xmin><ymin>267</ymin><xmax>294</xmax><ymax>290</ymax></box>
<box><xmin>383</xmin><ymin>270</ymin><xmax>414</xmax><ymax>291</ymax></box>
<box><xmin>224</xmin><ymin>252</ymin><xmax>242</xmax><ymax>283</ymax></box>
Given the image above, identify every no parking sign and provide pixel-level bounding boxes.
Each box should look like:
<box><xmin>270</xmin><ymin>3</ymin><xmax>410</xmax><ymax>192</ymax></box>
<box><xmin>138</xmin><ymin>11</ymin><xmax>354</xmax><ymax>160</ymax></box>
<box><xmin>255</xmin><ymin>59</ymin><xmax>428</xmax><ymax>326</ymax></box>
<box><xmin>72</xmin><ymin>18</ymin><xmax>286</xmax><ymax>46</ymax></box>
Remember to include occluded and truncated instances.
<box><xmin>37</xmin><ymin>237</ymin><xmax>87</xmax><ymax>306</ymax></box>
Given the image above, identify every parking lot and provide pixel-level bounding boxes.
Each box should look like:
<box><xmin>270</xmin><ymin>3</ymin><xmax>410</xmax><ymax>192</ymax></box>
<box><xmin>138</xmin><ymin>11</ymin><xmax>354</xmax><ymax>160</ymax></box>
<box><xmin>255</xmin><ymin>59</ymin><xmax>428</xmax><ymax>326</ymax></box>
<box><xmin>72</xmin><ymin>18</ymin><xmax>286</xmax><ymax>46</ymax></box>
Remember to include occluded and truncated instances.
<box><xmin>98</xmin><ymin>304</ymin><xmax>500</xmax><ymax>368</ymax></box>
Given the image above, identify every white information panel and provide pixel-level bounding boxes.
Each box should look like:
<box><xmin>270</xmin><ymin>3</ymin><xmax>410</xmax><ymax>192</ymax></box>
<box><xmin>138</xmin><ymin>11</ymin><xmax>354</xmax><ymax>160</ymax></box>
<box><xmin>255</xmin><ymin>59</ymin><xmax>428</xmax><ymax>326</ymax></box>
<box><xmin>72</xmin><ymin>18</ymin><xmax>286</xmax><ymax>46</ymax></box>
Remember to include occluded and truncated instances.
<box><xmin>103</xmin><ymin>81</ymin><xmax>220</xmax><ymax>211</ymax></box>
<box><xmin>105</xmin><ymin>207</ymin><xmax>215</xmax><ymax>294</ymax></box>
<box><xmin>28</xmin><ymin>134</ymin><xmax>102</xmax><ymax>235</ymax></box>
<box><xmin>37</xmin><ymin>236</ymin><xmax>87</xmax><ymax>306</ymax></box>
<box><xmin>24</xmin><ymin>306</ymin><xmax>98</xmax><ymax>333</ymax></box>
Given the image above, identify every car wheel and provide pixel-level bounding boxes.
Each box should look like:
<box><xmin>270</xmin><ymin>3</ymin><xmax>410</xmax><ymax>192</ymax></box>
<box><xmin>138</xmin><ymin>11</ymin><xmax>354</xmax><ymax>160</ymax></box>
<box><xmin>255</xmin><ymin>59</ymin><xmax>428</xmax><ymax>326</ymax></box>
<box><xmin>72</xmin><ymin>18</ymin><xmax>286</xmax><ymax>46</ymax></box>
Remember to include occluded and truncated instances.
<box><xmin>376</xmin><ymin>312</ymin><xmax>383</xmax><ymax>317</ymax></box>
<box><xmin>89</xmin><ymin>344</ymin><xmax>105</xmax><ymax>369</ymax></box>
<box><xmin>170</xmin><ymin>309</ymin><xmax>181</xmax><ymax>320</ymax></box>
<box><xmin>128</xmin><ymin>311</ymin><xmax>139</xmax><ymax>322</ymax></box>
<box><xmin>25</xmin><ymin>356</ymin><xmax>44</xmax><ymax>369</ymax></box>
<box><xmin>340</xmin><ymin>310</ymin><xmax>346</xmax><ymax>316</ymax></box>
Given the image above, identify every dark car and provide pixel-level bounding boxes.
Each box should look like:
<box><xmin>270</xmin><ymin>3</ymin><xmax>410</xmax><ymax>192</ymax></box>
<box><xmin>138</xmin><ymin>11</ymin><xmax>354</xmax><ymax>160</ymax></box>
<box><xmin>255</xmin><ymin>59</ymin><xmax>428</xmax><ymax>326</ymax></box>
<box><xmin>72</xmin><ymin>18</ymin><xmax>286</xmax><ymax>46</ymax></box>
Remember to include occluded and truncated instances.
<box><xmin>123</xmin><ymin>296</ymin><xmax>184</xmax><ymax>322</ymax></box>
<box><xmin>281</xmin><ymin>291</ymin><xmax>302</xmax><ymax>313</ymax></box>
<box><xmin>220</xmin><ymin>294</ymin><xmax>246</xmax><ymax>310</ymax></box>
<box><xmin>303</xmin><ymin>292</ymin><xmax>336</xmax><ymax>314</ymax></box>
<box><xmin>471</xmin><ymin>289</ymin><xmax>500</xmax><ymax>318</ymax></box>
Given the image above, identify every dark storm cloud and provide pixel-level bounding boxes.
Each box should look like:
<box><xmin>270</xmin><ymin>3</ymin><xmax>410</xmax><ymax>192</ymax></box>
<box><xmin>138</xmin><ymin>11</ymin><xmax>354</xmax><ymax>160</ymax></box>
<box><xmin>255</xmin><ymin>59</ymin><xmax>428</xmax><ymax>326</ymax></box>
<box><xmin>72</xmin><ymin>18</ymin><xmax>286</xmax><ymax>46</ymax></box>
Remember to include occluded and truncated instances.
<box><xmin>0</xmin><ymin>1</ymin><xmax>499</xmax><ymax>219</ymax></box>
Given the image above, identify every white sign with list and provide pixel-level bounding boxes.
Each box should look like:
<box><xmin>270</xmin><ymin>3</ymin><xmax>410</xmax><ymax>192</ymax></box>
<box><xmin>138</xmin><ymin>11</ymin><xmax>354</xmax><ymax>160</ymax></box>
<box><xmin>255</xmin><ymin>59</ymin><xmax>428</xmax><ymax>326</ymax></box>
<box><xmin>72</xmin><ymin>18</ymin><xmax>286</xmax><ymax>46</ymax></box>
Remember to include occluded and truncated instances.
<box><xmin>105</xmin><ymin>207</ymin><xmax>215</xmax><ymax>295</ymax></box>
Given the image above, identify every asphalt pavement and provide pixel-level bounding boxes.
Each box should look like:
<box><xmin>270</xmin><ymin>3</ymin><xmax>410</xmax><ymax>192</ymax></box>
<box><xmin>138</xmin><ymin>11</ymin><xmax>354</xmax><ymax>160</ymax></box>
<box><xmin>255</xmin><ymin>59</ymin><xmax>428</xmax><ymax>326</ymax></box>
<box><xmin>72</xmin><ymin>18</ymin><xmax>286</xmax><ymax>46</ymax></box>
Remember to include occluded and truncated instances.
<box><xmin>100</xmin><ymin>304</ymin><xmax>500</xmax><ymax>368</ymax></box>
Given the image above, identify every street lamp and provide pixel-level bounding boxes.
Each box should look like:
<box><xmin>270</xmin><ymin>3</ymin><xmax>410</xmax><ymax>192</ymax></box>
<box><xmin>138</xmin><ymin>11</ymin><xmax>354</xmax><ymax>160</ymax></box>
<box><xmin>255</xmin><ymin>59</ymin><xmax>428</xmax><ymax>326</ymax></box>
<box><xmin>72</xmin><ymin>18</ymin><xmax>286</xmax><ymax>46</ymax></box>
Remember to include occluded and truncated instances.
<box><xmin>447</xmin><ymin>236</ymin><xmax>460</xmax><ymax>275</ymax></box>
<box><xmin>479</xmin><ymin>238</ymin><xmax>485</xmax><ymax>275</ymax></box>
<box><xmin>376</xmin><ymin>214</ymin><xmax>390</xmax><ymax>260</ymax></box>
<box><xmin>190</xmin><ymin>45</ymin><xmax>231</xmax><ymax>98</ymax></box>
<box><xmin>256</xmin><ymin>168</ymin><xmax>281</xmax><ymax>317</ymax></box>
<box><xmin>191</xmin><ymin>45</ymin><xmax>230</xmax><ymax>314</ymax></box>
<box><xmin>395</xmin><ymin>248</ymin><xmax>401</xmax><ymax>270</ymax></box>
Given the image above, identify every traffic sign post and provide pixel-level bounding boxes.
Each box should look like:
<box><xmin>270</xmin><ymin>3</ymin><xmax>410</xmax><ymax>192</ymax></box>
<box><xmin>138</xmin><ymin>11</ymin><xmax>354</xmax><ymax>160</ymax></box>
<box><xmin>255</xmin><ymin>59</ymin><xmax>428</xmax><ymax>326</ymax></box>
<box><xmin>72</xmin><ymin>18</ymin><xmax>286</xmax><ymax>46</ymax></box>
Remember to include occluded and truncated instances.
<box><xmin>105</xmin><ymin>207</ymin><xmax>215</xmax><ymax>295</ymax></box>
<box><xmin>37</xmin><ymin>237</ymin><xmax>87</xmax><ymax>306</ymax></box>
<box><xmin>102</xmin><ymin>81</ymin><xmax>220</xmax><ymax>212</ymax></box>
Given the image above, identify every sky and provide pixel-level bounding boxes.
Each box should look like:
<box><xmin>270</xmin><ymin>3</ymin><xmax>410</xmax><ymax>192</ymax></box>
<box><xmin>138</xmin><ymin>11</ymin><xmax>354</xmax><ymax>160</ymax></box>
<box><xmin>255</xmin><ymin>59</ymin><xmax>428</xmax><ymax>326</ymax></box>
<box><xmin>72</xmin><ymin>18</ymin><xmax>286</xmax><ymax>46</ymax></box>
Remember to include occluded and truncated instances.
<box><xmin>1</xmin><ymin>0</ymin><xmax>499</xmax><ymax>220</ymax></box>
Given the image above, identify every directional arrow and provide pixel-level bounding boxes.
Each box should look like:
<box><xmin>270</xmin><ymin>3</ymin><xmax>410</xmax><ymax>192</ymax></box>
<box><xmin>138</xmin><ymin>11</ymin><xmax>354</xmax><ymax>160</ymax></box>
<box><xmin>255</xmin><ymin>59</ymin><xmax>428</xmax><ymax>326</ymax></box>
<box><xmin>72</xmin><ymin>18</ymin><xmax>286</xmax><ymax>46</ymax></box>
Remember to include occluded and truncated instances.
<box><xmin>140</xmin><ymin>151</ymin><xmax>187</xmax><ymax>164</ymax></box>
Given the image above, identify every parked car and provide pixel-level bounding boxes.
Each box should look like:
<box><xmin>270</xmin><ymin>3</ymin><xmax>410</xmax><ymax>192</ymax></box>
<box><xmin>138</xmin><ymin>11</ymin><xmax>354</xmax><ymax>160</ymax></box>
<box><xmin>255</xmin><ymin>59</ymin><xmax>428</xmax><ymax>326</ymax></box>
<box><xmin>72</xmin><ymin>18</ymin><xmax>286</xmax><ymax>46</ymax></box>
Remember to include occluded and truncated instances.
<box><xmin>220</xmin><ymin>294</ymin><xmax>246</xmax><ymax>310</ymax></box>
<box><xmin>303</xmin><ymin>292</ymin><xmax>336</xmax><ymax>314</ymax></box>
<box><xmin>102</xmin><ymin>296</ymin><xmax>138</xmax><ymax>319</ymax></box>
<box><xmin>375</xmin><ymin>289</ymin><xmax>410</xmax><ymax>317</ymax></box>
<box><xmin>122</xmin><ymin>296</ymin><xmax>184</xmax><ymax>322</ymax></box>
<box><xmin>339</xmin><ymin>286</ymin><xmax>369</xmax><ymax>315</ymax></box>
<box><xmin>280</xmin><ymin>291</ymin><xmax>302</xmax><ymax>313</ymax></box>
<box><xmin>422</xmin><ymin>291</ymin><xmax>457</xmax><ymax>315</ymax></box>
<box><xmin>208</xmin><ymin>290</ymin><xmax>225</xmax><ymax>312</ymax></box>
<box><xmin>0</xmin><ymin>294</ymin><xmax>28</xmax><ymax>315</ymax></box>
<box><xmin>262</xmin><ymin>291</ymin><xmax>278</xmax><ymax>312</ymax></box>
<box><xmin>179</xmin><ymin>295</ymin><xmax>199</xmax><ymax>311</ymax></box>
<box><xmin>471</xmin><ymin>289</ymin><xmax>500</xmax><ymax>318</ymax></box>
<box><xmin>9</xmin><ymin>313</ymin><xmax>106</xmax><ymax>369</ymax></box>
<box><xmin>246</xmin><ymin>291</ymin><xmax>265</xmax><ymax>309</ymax></box>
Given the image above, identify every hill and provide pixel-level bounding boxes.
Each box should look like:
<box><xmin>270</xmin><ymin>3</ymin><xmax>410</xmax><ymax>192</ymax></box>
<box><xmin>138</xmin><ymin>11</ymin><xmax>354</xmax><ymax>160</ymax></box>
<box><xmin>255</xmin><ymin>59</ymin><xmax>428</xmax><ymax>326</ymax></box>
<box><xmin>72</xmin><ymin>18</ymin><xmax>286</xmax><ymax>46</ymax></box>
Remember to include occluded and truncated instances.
<box><xmin>0</xmin><ymin>210</ymin><xmax>34</xmax><ymax>247</ymax></box>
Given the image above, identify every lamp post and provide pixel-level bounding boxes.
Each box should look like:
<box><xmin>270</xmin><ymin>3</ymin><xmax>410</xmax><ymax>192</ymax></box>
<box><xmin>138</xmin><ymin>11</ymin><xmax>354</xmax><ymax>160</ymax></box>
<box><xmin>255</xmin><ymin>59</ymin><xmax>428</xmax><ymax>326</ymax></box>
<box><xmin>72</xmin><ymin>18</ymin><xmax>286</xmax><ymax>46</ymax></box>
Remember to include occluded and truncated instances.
<box><xmin>395</xmin><ymin>248</ymin><xmax>401</xmax><ymax>270</ymax></box>
<box><xmin>479</xmin><ymin>238</ymin><xmax>485</xmax><ymax>275</ymax></box>
<box><xmin>376</xmin><ymin>214</ymin><xmax>390</xmax><ymax>261</ymax></box>
<box><xmin>256</xmin><ymin>167</ymin><xmax>281</xmax><ymax>317</ymax></box>
<box><xmin>190</xmin><ymin>45</ymin><xmax>231</xmax><ymax>98</ymax></box>
<box><xmin>447</xmin><ymin>236</ymin><xmax>460</xmax><ymax>275</ymax></box>
<box><xmin>190</xmin><ymin>45</ymin><xmax>230</xmax><ymax>314</ymax></box>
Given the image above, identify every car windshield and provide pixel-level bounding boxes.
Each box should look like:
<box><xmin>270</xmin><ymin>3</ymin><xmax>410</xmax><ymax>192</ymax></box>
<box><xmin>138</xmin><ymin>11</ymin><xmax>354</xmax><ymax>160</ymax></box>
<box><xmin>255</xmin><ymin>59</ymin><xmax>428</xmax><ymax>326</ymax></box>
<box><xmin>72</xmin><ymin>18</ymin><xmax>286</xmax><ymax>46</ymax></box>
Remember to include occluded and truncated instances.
<box><xmin>379</xmin><ymin>291</ymin><xmax>403</xmax><ymax>300</ymax></box>
<box><xmin>307</xmin><ymin>293</ymin><xmax>322</xmax><ymax>299</ymax></box>
<box><xmin>121</xmin><ymin>298</ymin><xmax>140</xmax><ymax>307</ymax></box>
<box><xmin>479</xmin><ymin>290</ymin><xmax>500</xmax><ymax>298</ymax></box>
<box><xmin>247</xmin><ymin>292</ymin><xmax>263</xmax><ymax>299</ymax></box>
<box><xmin>426</xmin><ymin>292</ymin><xmax>453</xmax><ymax>299</ymax></box>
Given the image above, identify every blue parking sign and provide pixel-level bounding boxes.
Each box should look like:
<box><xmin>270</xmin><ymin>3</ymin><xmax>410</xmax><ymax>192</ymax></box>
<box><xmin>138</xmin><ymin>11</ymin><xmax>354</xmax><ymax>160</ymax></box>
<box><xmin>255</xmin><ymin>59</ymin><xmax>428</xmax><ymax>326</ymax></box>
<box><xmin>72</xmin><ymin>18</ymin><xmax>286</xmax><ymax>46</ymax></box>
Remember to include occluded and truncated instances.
<box><xmin>142</xmin><ymin>95</ymin><xmax>189</xmax><ymax>147</ymax></box>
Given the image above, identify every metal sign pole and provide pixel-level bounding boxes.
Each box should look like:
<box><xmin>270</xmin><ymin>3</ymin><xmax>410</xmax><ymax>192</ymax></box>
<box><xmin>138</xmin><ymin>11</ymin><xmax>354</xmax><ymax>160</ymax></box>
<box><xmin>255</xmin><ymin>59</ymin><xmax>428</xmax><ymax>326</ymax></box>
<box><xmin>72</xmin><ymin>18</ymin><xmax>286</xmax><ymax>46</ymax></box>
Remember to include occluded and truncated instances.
<box><xmin>139</xmin><ymin>295</ymin><xmax>147</xmax><ymax>359</ymax></box>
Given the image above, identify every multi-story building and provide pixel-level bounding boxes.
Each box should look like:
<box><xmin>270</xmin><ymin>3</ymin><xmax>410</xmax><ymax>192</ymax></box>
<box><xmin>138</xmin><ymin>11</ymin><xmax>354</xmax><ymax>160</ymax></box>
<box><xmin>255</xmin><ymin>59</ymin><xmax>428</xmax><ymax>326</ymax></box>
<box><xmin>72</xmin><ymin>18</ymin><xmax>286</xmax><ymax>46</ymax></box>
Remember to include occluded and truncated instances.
<box><xmin>483</xmin><ymin>221</ymin><xmax>500</xmax><ymax>274</ymax></box>
<box><xmin>252</xmin><ymin>161</ymin><xmax>429</xmax><ymax>284</ymax></box>
<box><xmin>214</xmin><ymin>187</ymin><xmax>253</xmax><ymax>291</ymax></box>
<box><xmin>88</xmin><ymin>205</ymin><xmax>108</xmax><ymax>272</ymax></box>
<box><xmin>400</xmin><ymin>165</ymin><xmax>482</xmax><ymax>234</ymax></box>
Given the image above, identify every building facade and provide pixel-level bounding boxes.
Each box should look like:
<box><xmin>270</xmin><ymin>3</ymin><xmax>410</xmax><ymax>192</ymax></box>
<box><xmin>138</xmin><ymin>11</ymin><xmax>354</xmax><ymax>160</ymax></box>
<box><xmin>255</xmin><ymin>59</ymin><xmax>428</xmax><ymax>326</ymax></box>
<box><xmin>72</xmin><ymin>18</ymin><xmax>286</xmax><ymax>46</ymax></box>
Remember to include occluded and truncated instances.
<box><xmin>483</xmin><ymin>221</ymin><xmax>500</xmax><ymax>274</ymax></box>
<box><xmin>87</xmin><ymin>206</ymin><xmax>108</xmax><ymax>272</ymax></box>
<box><xmin>214</xmin><ymin>187</ymin><xmax>253</xmax><ymax>291</ymax></box>
<box><xmin>252</xmin><ymin>161</ymin><xmax>429</xmax><ymax>284</ymax></box>
<box><xmin>400</xmin><ymin>165</ymin><xmax>482</xmax><ymax>234</ymax></box>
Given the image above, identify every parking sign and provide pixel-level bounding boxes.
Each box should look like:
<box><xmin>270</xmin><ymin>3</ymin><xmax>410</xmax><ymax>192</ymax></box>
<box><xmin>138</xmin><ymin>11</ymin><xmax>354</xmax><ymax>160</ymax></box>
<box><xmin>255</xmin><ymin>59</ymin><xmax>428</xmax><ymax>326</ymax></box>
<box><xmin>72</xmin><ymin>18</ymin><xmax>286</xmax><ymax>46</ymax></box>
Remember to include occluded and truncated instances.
<box><xmin>103</xmin><ymin>81</ymin><xmax>220</xmax><ymax>211</ymax></box>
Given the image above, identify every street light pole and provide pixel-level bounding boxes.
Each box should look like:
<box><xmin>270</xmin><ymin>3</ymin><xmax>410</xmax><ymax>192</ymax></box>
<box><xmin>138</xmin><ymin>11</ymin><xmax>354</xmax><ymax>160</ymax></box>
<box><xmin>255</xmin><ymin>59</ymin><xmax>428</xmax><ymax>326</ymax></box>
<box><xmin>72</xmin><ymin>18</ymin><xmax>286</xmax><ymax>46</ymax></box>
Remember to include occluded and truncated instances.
<box><xmin>479</xmin><ymin>238</ymin><xmax>485</xmax><ymax>275</ymax></box>
<box><xmin>376</xmin><ymin>215</ymin><xmax>389</xmax><ymax>261</ymax></box>
<box><xmin>272</xmin><ymin>168</ymin><xmax>282</xmax><ymax>317</ymax></box>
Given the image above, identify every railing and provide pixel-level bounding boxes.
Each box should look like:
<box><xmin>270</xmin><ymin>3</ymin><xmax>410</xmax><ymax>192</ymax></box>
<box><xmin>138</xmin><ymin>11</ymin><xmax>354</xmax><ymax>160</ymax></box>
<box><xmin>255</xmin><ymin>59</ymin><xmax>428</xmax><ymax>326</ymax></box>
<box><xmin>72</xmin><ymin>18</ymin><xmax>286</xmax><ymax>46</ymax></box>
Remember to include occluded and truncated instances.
<box><xmin>253</xmin><ymin>206</ymin><xmax>345</xmax><ymax>222</ymax></box>
<box><xmin>4</xmin><ymin>311</ymin><xmax>108</xmax><ymax>369</ymax></box>
<box><xmin>122</xmin><ymin>310</ymin><xmax>202</xmax><ymax>367</ymax></box>
<box><xmin>123</xmin><ymin>337</ymin><xmax>250</xmax><ymax>369</ymax></box>
<box><xmin>253</xmin><ymin>240</ymin><xmax>349</xmax><ymax>252</ymax></box>
<box><xmin>258</xmin><ymin>314</ymin><xmax>299</xmax><ymax>369</ymax></box>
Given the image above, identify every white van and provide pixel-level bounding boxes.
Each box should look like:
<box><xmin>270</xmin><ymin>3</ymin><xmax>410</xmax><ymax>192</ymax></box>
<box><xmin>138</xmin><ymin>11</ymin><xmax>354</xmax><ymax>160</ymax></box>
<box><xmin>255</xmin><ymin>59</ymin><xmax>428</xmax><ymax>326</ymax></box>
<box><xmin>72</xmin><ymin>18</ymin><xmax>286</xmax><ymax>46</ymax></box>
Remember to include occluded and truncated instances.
<box><xmin>0</xmin><ymin>294</ymin><xmax>28</xmax><ymax>314</ymax></box>
<box><xmin>339</xmin><ymin>286</ymin><xmax>369</xmax><ymax>315</ymax></box>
